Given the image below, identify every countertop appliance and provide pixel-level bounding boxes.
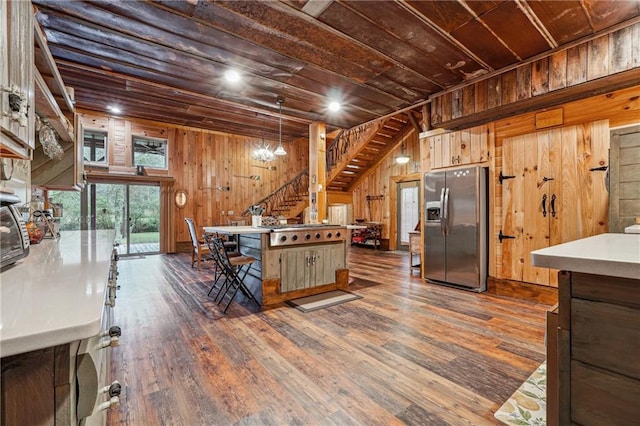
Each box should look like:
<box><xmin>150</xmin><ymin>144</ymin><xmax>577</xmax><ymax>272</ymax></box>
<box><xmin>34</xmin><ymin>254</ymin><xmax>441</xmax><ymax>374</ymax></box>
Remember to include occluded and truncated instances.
<box><xmin>423</xmin><ymin>166</ymin><xmax>488</xmax><ymax>291</ymax></box>
<box><xmin>0</xmin><ymin>192</ymin><xmax>30</xmax><ymax>270</ymax></box>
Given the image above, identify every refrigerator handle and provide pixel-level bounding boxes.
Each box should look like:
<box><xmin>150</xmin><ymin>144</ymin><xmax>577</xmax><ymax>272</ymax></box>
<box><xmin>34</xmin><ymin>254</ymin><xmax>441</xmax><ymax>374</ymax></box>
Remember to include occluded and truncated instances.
<box><xmin>439</xmin><ymin>187</ymin><xmax>446</xmax><ymax>235</ymax></box>
<box><xmin>443</xmin><ymin>187</ymin><xmax>450</xmax><ymax>235</ymax></box>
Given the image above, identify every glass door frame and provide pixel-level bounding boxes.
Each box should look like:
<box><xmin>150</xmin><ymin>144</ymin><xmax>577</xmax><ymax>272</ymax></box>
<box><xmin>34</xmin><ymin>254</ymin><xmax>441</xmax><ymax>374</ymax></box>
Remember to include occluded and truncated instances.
<box><xmin>81</xmin><ymin>181</ymin><xmax>161</xmax><ymax>256</ymax></box>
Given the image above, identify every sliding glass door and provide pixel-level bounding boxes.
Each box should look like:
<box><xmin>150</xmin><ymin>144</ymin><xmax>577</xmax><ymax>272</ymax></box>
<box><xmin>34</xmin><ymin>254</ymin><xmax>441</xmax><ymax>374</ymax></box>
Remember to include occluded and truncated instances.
<box><xmin>87</xmin><ymin>183</ymin><xmax>159</xmax><ymax>256</ymax></box>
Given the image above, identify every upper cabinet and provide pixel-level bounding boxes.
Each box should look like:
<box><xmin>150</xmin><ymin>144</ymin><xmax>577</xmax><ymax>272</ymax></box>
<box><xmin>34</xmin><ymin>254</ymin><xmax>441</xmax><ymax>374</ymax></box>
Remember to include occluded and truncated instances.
<box><xmin>30</xmin><ymin>19</ymin><xmax>84</xmax><ymax>190</ymax></box>
<box><xmin>425</xmin><ymin>124</ymin><xmax>491</xmax><ymax>170</ymax></box>
<box><xmin>0</xmin><ymin>1</ymin><xmax>35</xmax><ymax>158</ymax></box>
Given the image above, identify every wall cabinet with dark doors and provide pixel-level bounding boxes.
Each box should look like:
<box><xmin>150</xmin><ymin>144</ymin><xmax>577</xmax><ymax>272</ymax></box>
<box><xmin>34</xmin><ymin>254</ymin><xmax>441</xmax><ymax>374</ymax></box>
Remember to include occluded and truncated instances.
<box><xmin>498</xmin><ymin>120</ymin><xmax>609</xmax><ymax>286</ymax></box>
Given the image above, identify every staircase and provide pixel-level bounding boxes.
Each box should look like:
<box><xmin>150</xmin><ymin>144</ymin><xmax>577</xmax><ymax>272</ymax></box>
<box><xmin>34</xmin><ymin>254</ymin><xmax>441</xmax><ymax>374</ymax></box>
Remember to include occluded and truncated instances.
<box><xmin>241</xmin><ymin>170</ymin><xmax>309</xmax><ymax>219</ymax></box>
<box><xmin>326</xmin><ymin>111</ymin><xmax>421</xmax><ymax>191</ymax></box>
<box><xmin>242</xmin><ymin>109</ymin><xmax>422</xmax><ymax>218</ymax></box>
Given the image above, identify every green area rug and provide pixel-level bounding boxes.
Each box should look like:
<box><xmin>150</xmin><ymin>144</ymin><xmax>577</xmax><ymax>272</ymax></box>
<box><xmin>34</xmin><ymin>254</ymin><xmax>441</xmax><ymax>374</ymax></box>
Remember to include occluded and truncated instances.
<box><xmin>494</xmin><ymin>361</ymin><xmax>547</xmax><ymax>425</ymax></box>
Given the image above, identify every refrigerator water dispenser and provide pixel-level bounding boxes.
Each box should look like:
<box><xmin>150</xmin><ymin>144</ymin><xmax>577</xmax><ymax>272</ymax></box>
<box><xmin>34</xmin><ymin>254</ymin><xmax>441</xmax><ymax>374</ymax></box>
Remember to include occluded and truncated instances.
<box><xmin>425</xmin><ymin>201</ymin><xmax>441</xmax><ymax>221</ymax></box>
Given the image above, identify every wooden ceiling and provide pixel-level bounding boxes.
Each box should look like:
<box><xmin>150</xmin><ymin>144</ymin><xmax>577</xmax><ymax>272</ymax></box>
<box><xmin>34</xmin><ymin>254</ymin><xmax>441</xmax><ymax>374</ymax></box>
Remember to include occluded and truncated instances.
<box><xmin>32</xmin><ymin>1</ymin><xmax>640</xmax><ymax>144</ymax></box>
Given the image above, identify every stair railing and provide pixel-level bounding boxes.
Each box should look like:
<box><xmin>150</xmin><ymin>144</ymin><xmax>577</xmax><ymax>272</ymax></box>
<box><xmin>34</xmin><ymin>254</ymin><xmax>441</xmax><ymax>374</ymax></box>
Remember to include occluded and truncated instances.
<box><xmin>326</xmin><ymin>122</ymin><xmax>374</xmax><ymax>172</ymax></box>
<box><xmin>241</xmin><ymin>169</ymin><xmax>309</xmax><ymax>217</ymax></box>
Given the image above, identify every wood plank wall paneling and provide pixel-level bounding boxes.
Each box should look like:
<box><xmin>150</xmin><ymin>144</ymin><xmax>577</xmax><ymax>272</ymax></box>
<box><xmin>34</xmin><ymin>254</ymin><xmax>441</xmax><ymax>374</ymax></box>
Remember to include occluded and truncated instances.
<box><xmin>351</xmin><ymin>131</ymin><xmax>419</xmax><ymax>239</ymax></box>
<box><xmin>431</xmin><ymin>22</ymin><xmax>640</xmax><ymax>130</ymax></box>
<box><xmin>78</xmin><ymin>111</ymin><xmax>308</xmax><ymax>252</ymax></box>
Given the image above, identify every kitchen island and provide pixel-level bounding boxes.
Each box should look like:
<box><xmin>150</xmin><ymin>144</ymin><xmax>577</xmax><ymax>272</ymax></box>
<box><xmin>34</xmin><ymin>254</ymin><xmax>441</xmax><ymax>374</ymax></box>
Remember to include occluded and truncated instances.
<box><xmin>531</xmin><ymin>233</ymin><xmax>640</xmax><ymax>426</ymax></box>
<box><xmin>204</xmin><ymin>224</ymin><xmax>350</xmax><ymax>305</ymax></box>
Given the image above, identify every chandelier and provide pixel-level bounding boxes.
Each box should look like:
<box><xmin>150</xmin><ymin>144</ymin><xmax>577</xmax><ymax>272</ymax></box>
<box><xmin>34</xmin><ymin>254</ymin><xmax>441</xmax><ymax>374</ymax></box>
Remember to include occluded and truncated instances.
<box><xmin>251</xmin><ymin>119</ymin><xmax>276</xmax><ymax>163</ymax></box>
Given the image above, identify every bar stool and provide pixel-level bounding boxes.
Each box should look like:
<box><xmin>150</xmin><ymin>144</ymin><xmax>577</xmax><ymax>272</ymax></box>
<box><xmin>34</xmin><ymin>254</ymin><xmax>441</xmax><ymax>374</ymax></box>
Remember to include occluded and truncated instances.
<box><xmin>205</xmin><ymin>236</ymin><xmax>259</xmax><ymax>313</ymax></box>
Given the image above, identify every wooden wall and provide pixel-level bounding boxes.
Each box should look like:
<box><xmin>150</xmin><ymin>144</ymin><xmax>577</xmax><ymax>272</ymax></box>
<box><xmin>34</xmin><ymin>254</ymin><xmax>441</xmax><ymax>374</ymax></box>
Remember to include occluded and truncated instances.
<box><xmin>430</xmin><ymin>21</ymin><xmax>640</xmax><ymax>131</ymax></box>
<box><xmin>78</xmin><ymin>111</ymin><xmax>308</xmax><ymax>252</ymax></box>
<box><xmin>491</xmin><ymin>86</ymin><xmax>639</xmax><ymax>288</ymax></box>
<box><xmin>351</xmin><ymin>129</ymin><xmax>420</xmax><ymax>240</ymax></box>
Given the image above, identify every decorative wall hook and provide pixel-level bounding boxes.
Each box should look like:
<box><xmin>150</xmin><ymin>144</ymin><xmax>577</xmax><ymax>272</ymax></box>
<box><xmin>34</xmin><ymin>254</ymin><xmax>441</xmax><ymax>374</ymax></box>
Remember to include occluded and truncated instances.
<box><xmin>234</xmin><ymin>175</ymin><xmax>260</xmax><ymax>180</ymax></box>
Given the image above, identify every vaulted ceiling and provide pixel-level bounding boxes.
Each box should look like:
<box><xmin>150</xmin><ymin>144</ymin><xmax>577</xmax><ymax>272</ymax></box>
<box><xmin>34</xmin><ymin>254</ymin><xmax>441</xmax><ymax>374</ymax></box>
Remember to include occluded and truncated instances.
<box><xmin>32</xmin><ymin>0</ymin><xmax>640</xmax><ymax>144</ymax></box>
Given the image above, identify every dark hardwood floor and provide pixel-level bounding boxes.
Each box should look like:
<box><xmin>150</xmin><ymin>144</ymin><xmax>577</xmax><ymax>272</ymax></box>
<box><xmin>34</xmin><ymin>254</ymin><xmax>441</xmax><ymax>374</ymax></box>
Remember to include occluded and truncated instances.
<box><xmin>108</xmin><ymin>247</ymin><xmax>550</xmax><ymax>425</ymax></box>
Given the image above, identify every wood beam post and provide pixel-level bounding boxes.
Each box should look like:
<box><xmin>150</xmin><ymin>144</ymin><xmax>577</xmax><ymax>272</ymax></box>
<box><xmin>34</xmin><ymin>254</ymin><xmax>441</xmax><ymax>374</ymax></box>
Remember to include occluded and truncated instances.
<box><xmin>309</xmin><ymin>121</ymin><xmax>326</xmax><ymax>223</ymax></box>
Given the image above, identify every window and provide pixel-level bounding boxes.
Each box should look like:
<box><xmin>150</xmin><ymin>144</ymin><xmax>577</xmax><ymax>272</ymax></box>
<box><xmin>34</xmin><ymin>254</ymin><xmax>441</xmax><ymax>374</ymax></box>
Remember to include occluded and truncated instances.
<box><xmin>83</xmin><ymin>129</ymin><xmax>108</xmax><ymax>165</ymax></box>
<box><xmin>132</xmin><ymin>136</ymin><xmax>168</xmax><ymax>169</ymax></box>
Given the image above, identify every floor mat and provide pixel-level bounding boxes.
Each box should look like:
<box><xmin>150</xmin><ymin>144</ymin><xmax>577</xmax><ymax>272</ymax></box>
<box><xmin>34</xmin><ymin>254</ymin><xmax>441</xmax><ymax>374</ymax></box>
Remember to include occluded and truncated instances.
<box><xmin>494</xmin><ymin>361</ymin><xmax>547</xmax><ymax>425</ymax></box>
<box><xmin>287</xmin><ymin>290</ymin><xmax>362</xmax><ymax>313</ymax></box>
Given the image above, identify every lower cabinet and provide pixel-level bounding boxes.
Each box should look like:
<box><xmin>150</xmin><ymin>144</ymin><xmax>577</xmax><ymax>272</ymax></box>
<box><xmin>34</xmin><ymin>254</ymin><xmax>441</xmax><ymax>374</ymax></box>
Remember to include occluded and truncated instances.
<box><xmin>0</xmin><ymin>245</ymin><xmax>121</xmax><ymax>426</ymax></box>
<box><xmin>279</xmin><ymin>243</ymin><xmax>346</xmax><ymax>292</ymax></box>
<box><xmin>554</xmin><ymin>271</ymin><xmax>640</xmax><ymax>425</ymax></box>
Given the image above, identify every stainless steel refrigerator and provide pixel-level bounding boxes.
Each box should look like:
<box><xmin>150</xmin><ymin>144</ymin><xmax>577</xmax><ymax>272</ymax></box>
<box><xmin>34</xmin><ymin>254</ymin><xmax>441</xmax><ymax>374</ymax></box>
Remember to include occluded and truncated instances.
<box><xmin>423</xmin><ymin>166</ymin><xmax>488</xmax><ymax>291</ymax></box>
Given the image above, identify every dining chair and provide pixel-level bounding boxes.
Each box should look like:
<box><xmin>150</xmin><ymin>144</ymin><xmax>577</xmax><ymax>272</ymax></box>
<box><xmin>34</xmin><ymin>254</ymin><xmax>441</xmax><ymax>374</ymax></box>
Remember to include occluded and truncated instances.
<box><xmin>205</xmin><ymin>236</ymin><xmax>259</xmax><ymax>313</ymax></box>
<box><xmin>184</xmin><ymin>218</ymin><xmax>211</xmax><ymax>271</ymax></box>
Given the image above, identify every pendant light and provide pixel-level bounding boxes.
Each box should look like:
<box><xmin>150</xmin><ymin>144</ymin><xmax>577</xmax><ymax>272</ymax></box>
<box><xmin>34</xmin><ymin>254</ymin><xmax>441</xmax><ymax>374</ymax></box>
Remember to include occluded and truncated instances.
<box><xmin>274</xmin><ymin>97</ymin><xmax>287</xmax><ymax>156</ymax></box>
<box><xmin>395</xmin><ymin>141</ymin><xmax>410</xmax><ymax>164</ymax></box>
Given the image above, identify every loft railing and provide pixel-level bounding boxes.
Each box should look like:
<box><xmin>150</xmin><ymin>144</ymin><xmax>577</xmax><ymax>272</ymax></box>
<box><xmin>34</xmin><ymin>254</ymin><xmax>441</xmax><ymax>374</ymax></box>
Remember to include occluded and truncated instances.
<box><xmin>242</xmin><ymin>169</ymin><xmax>309</xmax><ymax>217</ymax></box>
<box><xmin>326</xmin><ymin>122</ymin><xmax>374</xmax><ymax>171</ymax></box>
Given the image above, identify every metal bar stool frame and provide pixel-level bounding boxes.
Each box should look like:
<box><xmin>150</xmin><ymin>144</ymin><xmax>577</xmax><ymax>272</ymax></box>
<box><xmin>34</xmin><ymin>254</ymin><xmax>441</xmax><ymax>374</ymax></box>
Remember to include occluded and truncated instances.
<box><xmin>205</xmin><ymin>236</ymin><xmax>259</xmax><ymax>313</ymax></box>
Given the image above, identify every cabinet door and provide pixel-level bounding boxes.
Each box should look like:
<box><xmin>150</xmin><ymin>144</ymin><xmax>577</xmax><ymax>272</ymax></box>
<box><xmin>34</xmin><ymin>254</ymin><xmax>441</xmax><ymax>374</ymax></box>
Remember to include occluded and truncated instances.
<box><xmin>75</xmin><ymin>116</ymin><xmax>85</xmax><ymax>188</ymax></box>
<box><xmin>553</xmin><ymin>121</ymin><xmax>609</xmax><ymax>244</ymax></box>
<box><xmin>312</xmin><ymin>244</ymin><xmax>345</xmax><ymax>286</ymax></box>
<box><xmin>280</xmin><ymin>249</ymin><xmax>310</xmax><ymax>292</ymax></box>
<box><xmin>522</xmin><ymin>131</ymin><xmax>554</xmax><ymax>285</ymax></box>
<box><xmin>429</xmin><ymin>134</ymin><xmax>443</xmax><ymax>169</ymax></box>
<box><xmin>500</xmin><ymin>121</ymin><xmax>609</xmax><ymax>287</ymax></box>
<box><xmin>429</xmin><ymin>125</ymin><xmax>490</xmax><ymax>170</ymax></box>
<box><xmin>500</xmin><ymin>134</ymin><xmax>526</xmax><ymax>281</ymax></box>
<box><xmin>0</xmin><ymin>1</ymin><xmax>34</xmax><ymax>155</ymax></box>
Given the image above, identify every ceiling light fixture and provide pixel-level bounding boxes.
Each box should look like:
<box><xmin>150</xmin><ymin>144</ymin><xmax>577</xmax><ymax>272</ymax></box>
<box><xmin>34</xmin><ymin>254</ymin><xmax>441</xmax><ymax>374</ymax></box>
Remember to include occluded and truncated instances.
<box><xmin>328</xmin><ymin>101</ymin><xmax>341</xmax><ymax>112</ymax></box>
<box><xmin>107</xmin><ymin>105</ymin><xmax>121</xmax><ymax>114</ymax></box>
<box><xmin>274</xmin><ymin>97</ymin><xmax>286</xmax><ymax>156</ymax></box>
<box><xmin>224</xmin><ymin>69</ymin><xmax>240</xmax><ymax>83</ymax></box>
<box><xmin>395</xmin><ymin>142</ymin><xmax>410</xmax><ymax>164</ymax></box>
<box><xmin>251</xmin><ymin>119</ymin><xmax>276</xmax><ymax>163</ymax></box>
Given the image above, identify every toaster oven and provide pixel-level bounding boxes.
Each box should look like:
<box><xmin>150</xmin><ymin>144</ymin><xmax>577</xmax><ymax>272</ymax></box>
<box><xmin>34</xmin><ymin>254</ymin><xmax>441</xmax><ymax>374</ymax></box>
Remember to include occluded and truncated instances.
<box><xmin>0</xmin><ymin>192</ymin><xmax>30</xmax><ymax>270</ymax></box>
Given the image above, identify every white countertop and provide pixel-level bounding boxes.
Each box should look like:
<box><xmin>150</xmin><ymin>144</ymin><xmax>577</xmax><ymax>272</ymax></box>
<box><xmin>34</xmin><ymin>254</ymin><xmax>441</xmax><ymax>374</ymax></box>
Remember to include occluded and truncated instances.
<box><xmin>204</xmin><ymin>225</ymin><xmax>271</xmax><ymax>234</ymax></box>
<box><xmin>0</xmin><ymin>230</ymin><xmax>115</xmax><ymax>357</ymax></box>
<box><xmin>531</xmin><ymin>233</ymin><xmax>640</xmax><ymax>279</ymax></box>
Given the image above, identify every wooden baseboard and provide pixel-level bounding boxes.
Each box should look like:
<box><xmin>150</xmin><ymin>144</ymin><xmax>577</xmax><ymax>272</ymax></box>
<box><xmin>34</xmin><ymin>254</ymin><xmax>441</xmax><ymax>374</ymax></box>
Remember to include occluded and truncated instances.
<box><xmin>487</xmin><ymin>276</ymin><xmax>558</xmax><ymax>305</ymax></box>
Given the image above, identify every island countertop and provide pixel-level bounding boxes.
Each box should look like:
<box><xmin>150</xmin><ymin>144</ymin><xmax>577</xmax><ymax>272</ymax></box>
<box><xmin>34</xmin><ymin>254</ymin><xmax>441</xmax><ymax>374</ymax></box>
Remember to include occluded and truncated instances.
<box><xmin>0</xmin><ymin>230</ymin><xmax>115</xmax><ymax>358</ymax></box>
<box><xmin>530</xmin><ymin>233</ymin><xmax>640</xmax><ymax>279</ymax></box>
<box><xmin>203</xmin><ymin>225</ymin><xmax>271</xmax><ymax>234</ymax></box>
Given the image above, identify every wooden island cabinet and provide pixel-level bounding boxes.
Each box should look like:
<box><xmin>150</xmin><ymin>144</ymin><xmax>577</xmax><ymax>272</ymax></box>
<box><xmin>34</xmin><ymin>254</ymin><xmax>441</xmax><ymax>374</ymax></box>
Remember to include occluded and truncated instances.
<box><xmin>204</xmin><ymin>225</ymin><xmax>350</xmax><ymax>306</ymax></box>
<box><xmin>532</xmin><ymin>234</ymin><xmax>640</xmax><ymax>425</ymax></box>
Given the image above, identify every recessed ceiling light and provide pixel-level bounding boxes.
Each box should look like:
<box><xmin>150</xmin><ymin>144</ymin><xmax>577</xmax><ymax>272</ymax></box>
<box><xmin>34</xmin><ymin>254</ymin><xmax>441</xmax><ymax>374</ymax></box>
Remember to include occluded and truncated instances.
<box><xmin>107</xmin><ymin>105</ymin><xmax>121</xmax><ymax>114</ymax></box>
<box><xmin>328</xmin><ymin>101</ymin><xmax>341</xmax><ymax>112</ymax></box>
<box><xmin>225</xmin><ymin>70</ymin><xmax>240</xmax><ymax>83</ymax></box>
